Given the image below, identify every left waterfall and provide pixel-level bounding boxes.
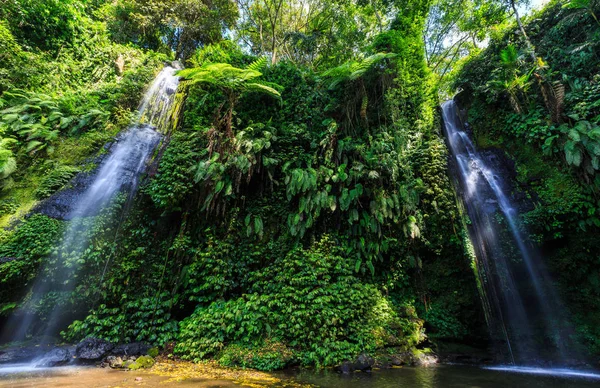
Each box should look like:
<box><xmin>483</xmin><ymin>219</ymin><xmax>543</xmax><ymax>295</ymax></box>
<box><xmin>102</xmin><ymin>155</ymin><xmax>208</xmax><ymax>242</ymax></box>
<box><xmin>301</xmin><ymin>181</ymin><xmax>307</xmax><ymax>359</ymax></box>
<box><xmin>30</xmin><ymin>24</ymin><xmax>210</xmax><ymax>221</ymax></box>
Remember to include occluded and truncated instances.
<box><xmin>0</xmin><ymin>66</ymin><xmax>180</xmax><ymax>345</ymax></box>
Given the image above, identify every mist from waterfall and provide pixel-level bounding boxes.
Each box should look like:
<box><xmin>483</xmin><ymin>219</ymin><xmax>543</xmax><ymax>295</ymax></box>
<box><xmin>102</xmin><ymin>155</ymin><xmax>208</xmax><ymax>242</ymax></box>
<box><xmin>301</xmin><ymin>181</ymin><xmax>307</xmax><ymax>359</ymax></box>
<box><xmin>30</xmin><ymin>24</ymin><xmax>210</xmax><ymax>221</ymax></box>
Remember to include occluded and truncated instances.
<box><xmin>441</xmin><ymin>100</ymin><xmax>579</xmax><ymax>366</ymax></box>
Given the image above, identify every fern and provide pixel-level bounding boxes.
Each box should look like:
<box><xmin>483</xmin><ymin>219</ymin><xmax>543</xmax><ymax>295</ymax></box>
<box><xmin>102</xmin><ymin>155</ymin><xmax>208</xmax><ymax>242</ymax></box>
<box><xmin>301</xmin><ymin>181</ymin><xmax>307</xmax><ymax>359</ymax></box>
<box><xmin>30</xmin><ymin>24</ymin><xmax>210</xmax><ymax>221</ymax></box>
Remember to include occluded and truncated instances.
<box><xmin>177</xmin><ymin>63</ymin><xmax>282</xmax><ymax>148</ymax></box>
<box><xmin>321</xmin><ymin>52</ymin><xmax>397</xmax><ymax>90</ymax></box>
<box><xmin>0</xmin><ymin>89</ymin><xmax>108</xmax><ymax>155</ymax></box>
<box><xmin>246</xmin><ymin>56</ymin><xmax>268</xmax><ymax>72</ymax></box>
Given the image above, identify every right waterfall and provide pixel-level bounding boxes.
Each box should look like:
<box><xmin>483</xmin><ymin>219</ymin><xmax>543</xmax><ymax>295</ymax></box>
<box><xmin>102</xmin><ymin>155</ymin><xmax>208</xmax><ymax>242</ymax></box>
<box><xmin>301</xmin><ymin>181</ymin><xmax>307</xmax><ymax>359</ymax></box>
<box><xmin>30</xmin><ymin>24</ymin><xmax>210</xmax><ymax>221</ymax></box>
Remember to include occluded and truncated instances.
<box><xmin>441</xmin><ymin>100</ymin><xmax>580</xmax><ymax>366</ymax></box>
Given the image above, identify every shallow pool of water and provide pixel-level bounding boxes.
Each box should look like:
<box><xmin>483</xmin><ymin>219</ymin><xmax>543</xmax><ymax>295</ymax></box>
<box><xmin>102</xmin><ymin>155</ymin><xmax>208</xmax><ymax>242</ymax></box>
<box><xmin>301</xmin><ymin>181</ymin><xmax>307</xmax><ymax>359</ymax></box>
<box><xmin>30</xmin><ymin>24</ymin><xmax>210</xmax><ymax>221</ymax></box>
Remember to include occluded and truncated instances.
<box><xmin>1</xmin><ymin>363</ymin><xmax>600</xmax><ymax>387</ymax></box>
<box><xmin>284</xmin><ymin>364</ymin><xmax>600</xmax><ymax>388</ymax></box>
<box><xmin>0</xmin><ymin>364</ymin><xmax>239</xmax><ymax>388</ymax></box>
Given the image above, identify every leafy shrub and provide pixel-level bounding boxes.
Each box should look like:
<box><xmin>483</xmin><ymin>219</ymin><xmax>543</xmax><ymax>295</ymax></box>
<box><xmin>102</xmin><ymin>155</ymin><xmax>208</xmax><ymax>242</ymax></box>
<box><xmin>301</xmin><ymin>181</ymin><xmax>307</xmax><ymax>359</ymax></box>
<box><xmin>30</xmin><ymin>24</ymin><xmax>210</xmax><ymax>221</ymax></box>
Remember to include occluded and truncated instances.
<box><xmin>64</xmin><ymin>292</ymin><xmax>179</xmax><ymax>347</ymax></box>
<box><xmin>35</xmin><ymin>165</ymin><xmax>80</xmax><ymax>199</ymax></box>
<box><xmin>218</xmin><ymin>341</ymin><xmax>295</xmax><ymax>371</ymax></box>
<box><xmin>0</xmin><ymin>215</ymin><xmax>63</xmax><ymax>302</ymax></box>
<box><xmin>176</xmin><ymin>235</ymin><xmax>424</xmax><ymax>368</ymax></box>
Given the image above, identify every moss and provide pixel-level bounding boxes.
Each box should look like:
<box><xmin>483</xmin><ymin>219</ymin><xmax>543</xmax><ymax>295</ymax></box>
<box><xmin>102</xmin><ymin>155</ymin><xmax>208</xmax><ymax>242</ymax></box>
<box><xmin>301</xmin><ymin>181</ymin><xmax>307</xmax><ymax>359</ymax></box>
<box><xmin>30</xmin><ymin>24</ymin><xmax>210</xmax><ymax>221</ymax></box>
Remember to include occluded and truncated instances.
<box><xmin>147</xmin><ymin>347</ymin><xmax>159</xmax><ymax>358</ymax></box>
<box><xmin>128</xmin><ymin>355</ymin><xmax>155</xmax><ymax>370</ymax></box>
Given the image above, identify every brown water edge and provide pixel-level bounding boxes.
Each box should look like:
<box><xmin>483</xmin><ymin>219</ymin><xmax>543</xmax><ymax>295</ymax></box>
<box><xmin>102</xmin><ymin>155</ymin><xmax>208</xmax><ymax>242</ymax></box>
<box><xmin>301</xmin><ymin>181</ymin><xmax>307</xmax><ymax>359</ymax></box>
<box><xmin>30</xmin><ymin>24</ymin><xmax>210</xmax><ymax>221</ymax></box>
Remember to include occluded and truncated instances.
<box><xmin>0</xmin><ymin>360</ymin><xmax>312</xmax><ymax>388</ymax></box>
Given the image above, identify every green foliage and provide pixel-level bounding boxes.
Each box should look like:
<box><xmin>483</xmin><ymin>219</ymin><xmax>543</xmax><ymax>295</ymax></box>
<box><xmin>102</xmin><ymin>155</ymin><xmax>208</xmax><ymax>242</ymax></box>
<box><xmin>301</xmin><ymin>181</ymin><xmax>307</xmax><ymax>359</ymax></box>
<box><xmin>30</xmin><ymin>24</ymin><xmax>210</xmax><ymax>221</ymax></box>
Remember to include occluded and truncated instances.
<box><xmin>0</xmin><ymin>0</ymin><xmax>82</xmax><ymax>52</ymax></box>
<box><xmin>64</xmin><ymin>293</ymin><xmax>179</xmax><ymax>347</ymax></box>
<box><xmin>0</xmin><ymin>0</ymin><xmax>484</xmax><ymax>370</ymax></box>
<box><xmin>35</xmin><ymin>166</ymin><xmax>80</xmax><ymax>199</ymax></box>
<box><xmin>145</xmin><ymin>131</ymin><xmax>200</xmax><ymax>210</ymax></box>
<box><xmin>0</xmin><ymin>89</ymin><xmax>109</xmax><ymax>155</ymax></box>
<box><xmin>176</xmin><ymin>236</ymin><xmax>424</xmax><ymax>367</ymax></box>
<box><xmin>0</xmin><ymin>137</ymin><xmax>17</xmax><ymax>190</ymax></box>
<box><xmin>178</xmin><ymin>63</ymin><xmax>282</xmax><ymax>104</ymax></box>
<box><xmin>218</xmin><ymin>341</ymin><xmax>295</xmax><ymax>371</ymax></box>
<box><xmin>0</xmin><ymin>215</ymin><xmax>63</xmax><ymax>304</ymax></box>
<box><xmin>321</xmin><ymin>53</ymin><xmax>398</xmax><ymax>90</ymax></box>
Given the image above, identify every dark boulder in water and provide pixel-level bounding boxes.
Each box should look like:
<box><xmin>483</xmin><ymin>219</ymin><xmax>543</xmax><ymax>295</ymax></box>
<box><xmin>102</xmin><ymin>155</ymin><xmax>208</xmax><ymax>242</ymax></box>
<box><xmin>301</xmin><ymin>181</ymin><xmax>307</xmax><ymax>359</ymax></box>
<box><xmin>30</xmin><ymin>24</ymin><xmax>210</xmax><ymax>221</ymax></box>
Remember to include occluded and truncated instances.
<box><xmin>336</xmin><ymin>353</ymin><xmax>375</xmax><ymax>373</ymax></box>
<box><xmin>0</xmin><ymin>346</ymin><xmax>42</xmax><ymax>364</ymax></box>
<box><xmin>37</xmin><ymin>347</ymin><xmax>72</xmax><ymax>366</ymax></box>
<box><xmin>76</xmin><ymin>338</ymin><xmax>114</xmax><ymax>361</ymax></box>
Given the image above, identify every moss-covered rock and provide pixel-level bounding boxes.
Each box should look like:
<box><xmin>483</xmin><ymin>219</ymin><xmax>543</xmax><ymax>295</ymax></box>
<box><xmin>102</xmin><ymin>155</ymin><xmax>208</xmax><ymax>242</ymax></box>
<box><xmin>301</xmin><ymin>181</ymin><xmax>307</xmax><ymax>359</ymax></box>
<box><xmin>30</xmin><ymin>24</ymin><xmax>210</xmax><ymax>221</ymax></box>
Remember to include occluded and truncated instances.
<box><xmin>127</xmin><ymin>355</ymin><xmax>155</xmax><ymax>370</ymax></box>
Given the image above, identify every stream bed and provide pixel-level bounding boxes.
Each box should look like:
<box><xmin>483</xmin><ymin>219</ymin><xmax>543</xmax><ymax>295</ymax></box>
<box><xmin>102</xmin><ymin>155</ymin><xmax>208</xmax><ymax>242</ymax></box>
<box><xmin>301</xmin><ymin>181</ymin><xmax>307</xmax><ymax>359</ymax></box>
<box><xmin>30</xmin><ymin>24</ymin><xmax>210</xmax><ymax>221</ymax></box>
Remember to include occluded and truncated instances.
<box><xmin>2</xmin><ymin>363</ymin><xmax>600</xmax><ymax>387</ymax></box>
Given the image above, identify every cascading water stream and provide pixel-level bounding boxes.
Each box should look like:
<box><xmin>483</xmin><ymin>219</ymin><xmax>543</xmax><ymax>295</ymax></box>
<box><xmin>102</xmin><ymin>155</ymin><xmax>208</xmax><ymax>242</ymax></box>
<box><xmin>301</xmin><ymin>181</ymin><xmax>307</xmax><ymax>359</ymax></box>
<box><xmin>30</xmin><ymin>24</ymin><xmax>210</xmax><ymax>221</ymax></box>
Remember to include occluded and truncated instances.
<box><xmin>441</xmin><ymin>100</ymin><xmax>579</xmax><ymax>367</ymax></box>
<box><xmin>0</xmin><ymin>66</ymin><xmax>180</xmax><ymax>354</ymax></box>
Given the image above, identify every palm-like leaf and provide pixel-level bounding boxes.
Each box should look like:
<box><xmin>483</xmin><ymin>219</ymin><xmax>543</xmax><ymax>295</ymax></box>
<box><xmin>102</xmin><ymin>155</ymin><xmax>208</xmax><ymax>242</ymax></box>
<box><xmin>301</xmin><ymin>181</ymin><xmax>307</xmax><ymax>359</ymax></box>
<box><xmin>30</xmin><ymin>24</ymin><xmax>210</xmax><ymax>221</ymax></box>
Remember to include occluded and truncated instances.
<box><xmin>178</xmin><ymin>63</ymin><xmax>282</xmax><ymax>100</ymax></box>
<box><xmin>322</xmin><ymin>53</ymin><xmax>398</xmax><ymax>90</ymax></box>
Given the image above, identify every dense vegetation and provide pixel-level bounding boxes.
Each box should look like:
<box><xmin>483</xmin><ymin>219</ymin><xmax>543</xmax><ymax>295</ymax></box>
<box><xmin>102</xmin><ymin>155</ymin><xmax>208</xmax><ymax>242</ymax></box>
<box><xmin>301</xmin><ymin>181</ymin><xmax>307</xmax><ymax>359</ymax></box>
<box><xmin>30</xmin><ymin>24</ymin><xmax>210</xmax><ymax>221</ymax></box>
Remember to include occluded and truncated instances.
<box><xmin>0</xmin><ymin>0</ymin><xmax>598</xmax><ymax>371</ymax></box>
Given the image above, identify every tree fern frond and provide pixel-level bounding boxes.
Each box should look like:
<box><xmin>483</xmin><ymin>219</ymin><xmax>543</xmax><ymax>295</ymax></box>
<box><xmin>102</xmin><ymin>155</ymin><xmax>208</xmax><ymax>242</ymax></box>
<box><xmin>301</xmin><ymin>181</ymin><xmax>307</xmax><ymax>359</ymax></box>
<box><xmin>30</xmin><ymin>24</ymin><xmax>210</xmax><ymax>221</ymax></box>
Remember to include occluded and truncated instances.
<box><xmin>246</xmin><ymin>57</ymin><xmax>268</xmax><ymax>72</ymax></box>
<box><xmin>244</xmin><ymin>83</ymin><xmax>282</xmax><ymax>102</ymax></box>
<box><xmin>321</xmin><ymin>52</ymin><xmax>397</xmax><ymax>89</ymax></box>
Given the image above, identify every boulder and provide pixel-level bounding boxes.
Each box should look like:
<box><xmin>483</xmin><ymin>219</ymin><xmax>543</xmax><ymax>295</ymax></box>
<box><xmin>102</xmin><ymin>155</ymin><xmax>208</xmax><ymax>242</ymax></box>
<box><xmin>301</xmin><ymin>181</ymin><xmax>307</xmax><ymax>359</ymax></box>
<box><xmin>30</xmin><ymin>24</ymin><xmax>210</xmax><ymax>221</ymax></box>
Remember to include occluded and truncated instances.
<box><xmin>111</xmin><ymin>342</ymin><xmax>151</xmax><ymax>358</ymax></box>
<box><xmin>335</xmin><ymin>353</ymin><xmax>375</xmax><ymax>373</ymax></box>
<box><xmin>115</xmin><ymin>55</ymin><xmax>125</xmax><ymax>76</ymax></box>
<box><xmin>37</xmin><ymin>347</ymin><xmax>71</xmax><ymax>367</ymax></box>
<box><xmin>354</xmin><ymin>354</ymin><xmax>375</xmax><ymax>370</ymax></box>
<box><xmin>105</xmin><ymin>355</ymin><xmax>124</xmax><ymax>369</ymax></box>
<box><xmin>127</xmin><ymin>355</ymin><xmax>154</xmax><ymax>370</ymax></box>
<box><xmin>0</xmin><ymin>346</ymin><xmax>41</xmax><ymax>364</ymax></box>
<box><xmin>75</xmin><ymin>338</ymin><xmax>114</xmax><ymax>361</ymax></box>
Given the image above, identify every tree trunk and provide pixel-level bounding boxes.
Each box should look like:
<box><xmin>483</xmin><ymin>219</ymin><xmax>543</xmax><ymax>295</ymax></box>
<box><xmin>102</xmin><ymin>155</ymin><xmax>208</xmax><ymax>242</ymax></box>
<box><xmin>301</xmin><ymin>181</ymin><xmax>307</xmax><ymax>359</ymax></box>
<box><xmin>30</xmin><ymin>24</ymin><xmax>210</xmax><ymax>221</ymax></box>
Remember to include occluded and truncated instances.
<box><xmin>510</xmin><ymin>0</ymin><xmax>536</xmax><ymax>63</ymax></box>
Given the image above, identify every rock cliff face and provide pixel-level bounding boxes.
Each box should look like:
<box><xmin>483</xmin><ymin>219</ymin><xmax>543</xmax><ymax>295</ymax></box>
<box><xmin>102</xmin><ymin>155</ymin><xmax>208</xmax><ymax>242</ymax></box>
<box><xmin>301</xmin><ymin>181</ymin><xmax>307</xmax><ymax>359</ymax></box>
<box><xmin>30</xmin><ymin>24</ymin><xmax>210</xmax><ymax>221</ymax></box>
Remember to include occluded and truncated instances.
<box><xmin>34</xmin><ymin>124</ymin><xmax>161</xmax><ymax>220</ymax></box>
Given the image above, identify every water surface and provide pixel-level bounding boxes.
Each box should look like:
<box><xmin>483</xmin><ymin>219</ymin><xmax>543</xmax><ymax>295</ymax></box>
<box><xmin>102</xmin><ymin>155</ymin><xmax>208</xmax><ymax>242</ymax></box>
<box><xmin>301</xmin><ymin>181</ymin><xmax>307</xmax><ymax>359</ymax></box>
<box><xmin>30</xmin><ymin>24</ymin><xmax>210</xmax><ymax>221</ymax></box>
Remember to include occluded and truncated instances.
<box><xmin>2</xmin><ymin>364</ymin><xmax>600</xmax><ymax>387</ymax></box>
<box><xmin>285</xmin><ymin>364</ymin><xmax>600</xmax><ymax>387</ymax></box>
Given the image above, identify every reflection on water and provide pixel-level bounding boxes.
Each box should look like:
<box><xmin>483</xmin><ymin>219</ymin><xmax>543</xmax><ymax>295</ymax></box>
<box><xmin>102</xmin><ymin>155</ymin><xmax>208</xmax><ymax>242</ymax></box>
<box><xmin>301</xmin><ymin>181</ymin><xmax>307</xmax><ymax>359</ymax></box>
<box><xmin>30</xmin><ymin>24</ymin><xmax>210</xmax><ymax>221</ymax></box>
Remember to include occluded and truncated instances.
<box><xmin>284</xmin><ymin>365</ymin><xmax>600</xmax><ymax>388</ymax></box>
<box><xmin>2</xmin><ymin>364</ymin><xmax>600</xmax><ymax>387</ymax></box>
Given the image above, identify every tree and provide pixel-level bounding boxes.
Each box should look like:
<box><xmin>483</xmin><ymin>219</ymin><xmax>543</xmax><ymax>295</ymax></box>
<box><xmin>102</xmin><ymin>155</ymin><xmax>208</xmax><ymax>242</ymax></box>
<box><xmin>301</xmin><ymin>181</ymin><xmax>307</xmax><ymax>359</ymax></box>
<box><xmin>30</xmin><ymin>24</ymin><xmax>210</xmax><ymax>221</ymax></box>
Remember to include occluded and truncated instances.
<box><xmin>234</xmin><ymin>0</ymin><xmax>392</xmax><ymax>68</ymax></box>
<box><xmin>424</xmin><ymin>0</ymin><xmax>506</xmax><ymax>91</ymax></box>
<box><xmin>177</xmin><ymin>58</ymin><xmax>282</xmax><ymax>153</ymax></box>
<box><xmin>100</xmin><ymin>0</ymin><xmax>238</xmax><ymax>58</ymax></box>
<box><xmin>322</xmin><ymin>52</ymin><xmax>397</xmax><ymax>125</ymax></box>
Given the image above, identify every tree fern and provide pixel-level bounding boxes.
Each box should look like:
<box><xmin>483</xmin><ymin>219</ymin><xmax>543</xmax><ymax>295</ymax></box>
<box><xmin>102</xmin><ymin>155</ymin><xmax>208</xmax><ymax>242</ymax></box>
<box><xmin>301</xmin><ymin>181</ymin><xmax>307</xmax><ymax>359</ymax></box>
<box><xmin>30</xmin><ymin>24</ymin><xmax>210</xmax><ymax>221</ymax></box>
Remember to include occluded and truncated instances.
<box><xmin>177</xmin><ymin>62</ymin><xmax>282</xmax><ymax>150</ymax></box>
<box><xmin>321</xmin><ymin>53</ymin><xmax>398</xmax><ymax>90</ymax></box>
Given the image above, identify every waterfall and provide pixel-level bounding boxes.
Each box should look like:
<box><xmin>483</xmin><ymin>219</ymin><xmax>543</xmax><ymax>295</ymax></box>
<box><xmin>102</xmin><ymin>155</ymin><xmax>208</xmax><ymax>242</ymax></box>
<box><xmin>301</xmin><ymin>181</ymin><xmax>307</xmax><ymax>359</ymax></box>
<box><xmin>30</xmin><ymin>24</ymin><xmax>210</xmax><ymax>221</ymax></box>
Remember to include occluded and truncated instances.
<box><xmin>0</xmin><ymin>66</ymin><xmax>180</xmax><ymax>345</ymax></box>
<box><xmin>441</xmin><ymin>100</ymin><xmax>579</xmax><ymax>366</ymax></box>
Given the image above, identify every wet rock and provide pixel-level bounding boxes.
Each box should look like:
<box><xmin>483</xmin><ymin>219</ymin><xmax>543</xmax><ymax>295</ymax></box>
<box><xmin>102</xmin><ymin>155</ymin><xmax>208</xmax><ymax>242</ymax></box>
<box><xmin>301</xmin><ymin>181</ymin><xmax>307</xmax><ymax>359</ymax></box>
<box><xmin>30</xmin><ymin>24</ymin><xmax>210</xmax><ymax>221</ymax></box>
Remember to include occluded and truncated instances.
<box><xmin>355</xmin><ymin>354</ymin><xmax>375</xmax><ymax>370</ymax></box>
<box><xmin>0</xmin><ymin>346</ymin><xmax>42</xmax><ymax>364</ymax></box>
<box><xmin>76</xmin><ymin>338</ymin><xmax>114</xmax><ymax>361</ymax></box>
<box><xmin>335</xmin><ymin>353</ymin><xmax>375</xmax><ymax>373</ymax></box>
<box><xmin>37</xmin><ymin>347</ymin><xmax>71</xmax><ymax>367</ymax></box>
<box><xmin>105</xmin><ymin>355</ymin><xmax>124</xmax><ymax>369</ymax></box>
<box><xmin>413</xmin><ymin>350</ymin><xmax>437</xmax><ymax>367</ymax></box>
<box><xmin>147</xmin><ymin>347</ymin><xmax>159</xmax><ymax>358</ymax></box>
<box><xmin>440</xmin><ymin>353</ymin><xmax>493</xmax><ymax>365</ymax></box>
<box><xmin>111</xmin><ymin>342</ymin><xmax>151</xmax><ymax>358</ymax></box>
<box><xmin>336</xmin><ymin>361</ymin><xmax>354</xmax><ymax>374</ymax></box>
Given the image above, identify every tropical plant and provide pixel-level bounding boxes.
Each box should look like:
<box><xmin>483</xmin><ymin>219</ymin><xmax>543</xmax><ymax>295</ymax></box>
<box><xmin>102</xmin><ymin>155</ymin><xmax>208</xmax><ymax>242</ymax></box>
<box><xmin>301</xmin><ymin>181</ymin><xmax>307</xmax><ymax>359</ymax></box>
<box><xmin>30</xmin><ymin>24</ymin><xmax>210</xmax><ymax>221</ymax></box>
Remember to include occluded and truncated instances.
<box><xmin>177</xmin><ymin>58</ymin><xmax>282</xmax><ymax>151</ymax></box>
<box><xmin>322</xmin><ymin>52</ymin><xmax>397</xmax><ymax>123</ymax></box>
<box><xmin>544</xmin><ymin>117</ymin><xmax>600</xmax><ymax>174</ymax></box>
<box><xmin>0</xmin><ymin>90</ymin><xmax>109</xmax><ymax>155</ymax></box>
<box><xmin>485</xmin><ymin>45</ymin><xmax>534</xmax><ymax>114</ymax></box>
<box><xmin>563</xmin><ymin>0</ymin><xmax>600</xmax><ymax>27</ymax></box>
<box><xmin>0</xmin><ymin>137</ymin><xmax>18</xmax><ymax>190</ymax></box>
